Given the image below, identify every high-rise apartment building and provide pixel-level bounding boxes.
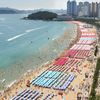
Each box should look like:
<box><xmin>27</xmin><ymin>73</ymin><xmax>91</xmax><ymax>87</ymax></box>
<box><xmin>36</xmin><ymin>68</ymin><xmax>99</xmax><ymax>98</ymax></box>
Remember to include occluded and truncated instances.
<box><xmin>90</xmin><ymin>2</ymin><xmax>98</xmax><ymax>17</ymax></box>
<box><xmin>98</xmin><ymin>3</ymin><xmax>100</xmax><ymax>18</ymax></box>
<box><xmin>84</xmin><ymin>2</ymin><xmax>90</xmax><ymax>17</ymax></box>
<box><xmin>67</xmin><ymin>0</ymin><xmax>71</xmax><ymax>16</ymax></box>
<box><xmin>77</xmin><ymin>2</ymin><xmax>84</xmax><ymax>16</ymax></box>
<box><xmin>67</xmin><ymin>0</ymin><xmax>77</xmax><ymax>17</ymax></box>
<box><xmin>67</xmin><ymin>1</ymin><xmax>100</xmax><ymax>18</ymax></box>
<box><xmin>77</xmin><ymin>2</ymin><xmax>90</xmax><ymax>17</ymax></box>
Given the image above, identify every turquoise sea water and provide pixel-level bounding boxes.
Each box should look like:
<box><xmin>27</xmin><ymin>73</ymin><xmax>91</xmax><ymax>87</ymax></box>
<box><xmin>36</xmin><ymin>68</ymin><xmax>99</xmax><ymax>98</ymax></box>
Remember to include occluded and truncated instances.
<box><xmin>0</xmin><ymin>14</ymin><xmax>77</xmax><ymax>89</ymax></box>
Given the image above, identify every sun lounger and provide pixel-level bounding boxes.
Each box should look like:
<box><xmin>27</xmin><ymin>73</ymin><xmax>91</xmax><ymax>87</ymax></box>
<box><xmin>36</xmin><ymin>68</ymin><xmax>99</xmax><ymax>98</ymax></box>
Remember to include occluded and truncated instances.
<box><xmin>43</xmin><ymin>94</ymin><xmax>54</xmax><ymax>100</ymax></box>
<box><xmin>31</xmin><ymin>92</ymin><xmax>39</xmax><ymax>99</ymax></box>
<box><xmin>61</xmin><ymin>81</ymin><xmax>71</xmax><ymax>90</ymax></box>
<box><xmin>33</xmin><ymin>92</ymin><xmax>41</xmax><ymax>100</ymax></box>
<box><xmin>53</xmin><ymin>74</ymin><xmax>67</xmax><ymax>89</ymax></box>
<box><xmin>56</xmin><ymin>74</ymin><xmax>69</xmax><ymax>88</ymax></box>
<box><xmin>44</xmin><ymin>79</ymin><xmax>54</xmax><ymax>87</ymax></box>
<box><xmin>54</xmin><ymin>57</ymin><xmax>69</xmax><ymax>66</ymax></box>
<box><xmin>48</xmin><ymin>72</ymin><xmax>64</xmax><ymax>87</ymax></box>
<box><xmin>11</xmin><ymin>89</ymin><xmax>54</xmax><ymax>100</ymax></box>
<box><xmin>31</xmin><ymin>70</ymin><xmax>48</xmax><ymax>84</ymax></box>
<box><xmin>27</xmin><ymin>91</ymin><xmax>36</xmax><ymax>99</ymax></box>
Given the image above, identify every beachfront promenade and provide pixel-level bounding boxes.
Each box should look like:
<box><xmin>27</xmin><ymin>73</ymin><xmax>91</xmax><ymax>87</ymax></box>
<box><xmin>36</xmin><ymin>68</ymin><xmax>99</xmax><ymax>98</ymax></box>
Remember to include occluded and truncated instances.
<box><xmin>0</xmin><ymin>21</ymin><xmax>97</xmax><ymax>100</ymax></box>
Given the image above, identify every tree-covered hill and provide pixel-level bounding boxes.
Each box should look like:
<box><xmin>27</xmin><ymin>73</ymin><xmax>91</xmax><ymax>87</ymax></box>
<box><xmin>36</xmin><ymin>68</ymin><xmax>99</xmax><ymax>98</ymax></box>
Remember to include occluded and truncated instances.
<box><xmin>26</xmin><ymin>11</ymin><xmax>58</xmax><ymax>20</ymax></box>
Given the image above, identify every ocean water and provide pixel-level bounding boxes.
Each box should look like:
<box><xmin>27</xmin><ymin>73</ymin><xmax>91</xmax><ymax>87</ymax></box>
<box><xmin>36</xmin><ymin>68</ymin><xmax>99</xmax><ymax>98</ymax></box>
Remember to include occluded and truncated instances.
<box><xmin>0</xmin><ymin>14</ymin><xmax>77</xmax><ymax>89</ymax></box>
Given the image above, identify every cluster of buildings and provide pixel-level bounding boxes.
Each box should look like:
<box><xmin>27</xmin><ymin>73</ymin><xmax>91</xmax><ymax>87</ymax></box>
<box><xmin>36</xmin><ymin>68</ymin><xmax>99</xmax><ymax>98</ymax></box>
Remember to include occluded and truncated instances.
<box><xmin>67</xmin><ymin>0</ymin><xmax>100</xmax><ymax>19</ymax></box>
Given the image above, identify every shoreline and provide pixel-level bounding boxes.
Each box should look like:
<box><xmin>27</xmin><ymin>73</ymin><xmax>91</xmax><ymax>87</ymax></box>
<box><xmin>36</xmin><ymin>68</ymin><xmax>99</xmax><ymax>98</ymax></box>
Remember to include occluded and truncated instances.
<box><xmin>0</xmin><ymin>22</ymin><xmax>77</xmax><ymax>91</ymax></box>
<box><xmin>0</xmin><ymin>22</ymin><xmax>77</xmax><ymax>88</ymax></box>
<box><xmin>0</xmin><ymin>22</ymin><xmax>78</xmax><ymax>94</ymax></box>
<box><xmin>0</xmin><ymin>21</ymin><xmax>97</xmax><ymax>100</ymax></box>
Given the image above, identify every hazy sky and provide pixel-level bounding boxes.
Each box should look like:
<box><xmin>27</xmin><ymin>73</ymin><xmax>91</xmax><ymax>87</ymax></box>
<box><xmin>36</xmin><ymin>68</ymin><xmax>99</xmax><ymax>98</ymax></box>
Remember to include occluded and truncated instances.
<box><xmin>0</xmin><ymin>0</ymin><xmax>100</xmax><ymax>10</ymax></box>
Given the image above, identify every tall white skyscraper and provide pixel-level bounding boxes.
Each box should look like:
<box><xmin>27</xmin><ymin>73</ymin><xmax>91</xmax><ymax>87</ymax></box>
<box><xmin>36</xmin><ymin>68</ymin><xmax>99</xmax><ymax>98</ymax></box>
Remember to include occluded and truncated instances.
<box><xmin>77</xmin><ymin>2</ymin><xmax>90</xmax><ymax>17</ymax></box>
<box><xmin>84</xmin><ymin>2</ymin><xmax>90</xmax><ymax>17</ymax></box>
<box><xmin>67</xmin><ymin>0</ymin><xmax>71</xmax><ymax>16</ymax></box>
<box><xmin>77</xmin><ymin>2</ymin><xmax>84</xmax><ymax>16</ymax></box>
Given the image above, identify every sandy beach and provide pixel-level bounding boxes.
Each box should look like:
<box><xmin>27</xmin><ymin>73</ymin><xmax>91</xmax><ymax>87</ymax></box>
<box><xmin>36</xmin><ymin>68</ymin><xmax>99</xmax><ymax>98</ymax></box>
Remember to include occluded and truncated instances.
<box><xmin>0</xmin><ymin>21</ymin><xmax>97</xmax><ymax>100</ymax></box>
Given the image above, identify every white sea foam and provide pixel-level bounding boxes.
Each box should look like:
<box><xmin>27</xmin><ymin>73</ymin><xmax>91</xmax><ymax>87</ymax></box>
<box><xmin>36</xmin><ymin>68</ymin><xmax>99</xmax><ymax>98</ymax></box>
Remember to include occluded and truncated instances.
<box><xmin>0</xmin><ymin>18</ymin><xmax>5</xmax><ymax>21</ymax></box>
<box><xmin>52</xmin><ymin>38</ymin><xmax>55</xmax><ymax>41</ymax></box>
<box><xmin>7</xmin><ymin>26</ymin><xmax>46</xmax><ymax>42</ymax></box>
<box><xmin>26</xmin><ymin>29</ymin><xmax>34</xmax><ymax>33</ymax></box>
<box><xmin>53</xmin><ymin>49</ymin><xmax>57</xmax><ymax>52</ymax></box>
<box><xmin>7</xmin><ymin>33</ymin><xmax>26</xmax><ymax>41</ymax></box>
<box><xmin>0</xmin><ymin>32</ymin><xmax>3</xmax><ymax>35</ymax></box>
<box><xmin>7</xmin><ymin>80</ymin><xmax>17</xmax><ymax>88</ymax></box>
<box><xmin>52</xmin><ymin>37</ymin><xmax>57</xmax><ymax>41</ymax></box>
<box><xmin>26</xmin><ymin>27</ymin><xmax>46</xmax><ymax>33</ymax></box>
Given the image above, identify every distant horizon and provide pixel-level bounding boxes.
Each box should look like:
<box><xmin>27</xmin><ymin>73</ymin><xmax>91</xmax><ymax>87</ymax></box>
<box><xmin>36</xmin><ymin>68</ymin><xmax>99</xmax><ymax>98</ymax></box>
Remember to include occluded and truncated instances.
<box><xmin>0</xmin><ymin>0</ymin><xmax>100</xmax><ymax>10</ymax></box>
<box><xmin>0</xmin><ymin>7</ymin><xmax>67</xmax><ymax>10</ymax></box>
